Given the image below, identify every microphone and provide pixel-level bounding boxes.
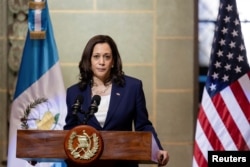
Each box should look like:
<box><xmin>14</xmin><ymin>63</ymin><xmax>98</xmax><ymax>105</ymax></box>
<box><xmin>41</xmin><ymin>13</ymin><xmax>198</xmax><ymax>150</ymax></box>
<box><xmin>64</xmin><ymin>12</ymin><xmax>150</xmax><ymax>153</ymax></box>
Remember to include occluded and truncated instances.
<box><xmin>88</xmin><ymin>95</ymin><xmax>101</xmax><ymax>115</ymax></box>
<box><xmin>82</xmin><ymin>95</ymin><xmax>101</xmax><ymax>124</ymax></box>
<box><xmin>71</xmin><ymin>95</ymin><xmax>83</xmax><ymax>115</ymax></box>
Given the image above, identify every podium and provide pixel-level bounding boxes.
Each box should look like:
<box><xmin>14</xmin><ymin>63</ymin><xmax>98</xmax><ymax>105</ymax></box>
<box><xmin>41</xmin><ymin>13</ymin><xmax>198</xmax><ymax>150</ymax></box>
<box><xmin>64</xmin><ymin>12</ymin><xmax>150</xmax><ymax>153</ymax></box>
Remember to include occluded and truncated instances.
<box><xmin>16</xmin><ymin>129</ymin><xmax>160</xmax><ymax>166</ymax></box>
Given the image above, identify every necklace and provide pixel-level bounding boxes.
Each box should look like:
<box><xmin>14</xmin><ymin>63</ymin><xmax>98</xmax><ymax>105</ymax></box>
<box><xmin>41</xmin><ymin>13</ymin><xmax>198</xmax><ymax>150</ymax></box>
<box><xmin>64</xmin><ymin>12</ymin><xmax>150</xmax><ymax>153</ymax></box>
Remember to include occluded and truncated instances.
<box><xmin>92</xmin><ymin>83</ymin><xmax>111</xmax><ymax>95</ymax></box>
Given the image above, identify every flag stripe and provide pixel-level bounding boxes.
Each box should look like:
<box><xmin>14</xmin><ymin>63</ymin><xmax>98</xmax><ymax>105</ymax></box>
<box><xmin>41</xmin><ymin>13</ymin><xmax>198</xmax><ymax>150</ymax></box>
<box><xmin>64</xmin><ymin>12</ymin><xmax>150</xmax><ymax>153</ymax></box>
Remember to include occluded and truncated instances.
<box><xmin>243</xmin><ymin>72</ymin><xmax>250</xmax><ymax>102</ymax></box>
<box><xmin>214</xmin><ymin>92</ymin><xmax>248</xmax><ymax>150</ymax></box>
<box><xmin>232</xmin><ymin>73</ymin><xmax>250</xmax><ymax>123</ymax></box>
<box><xmin>34</xmin><ymin>8</ymin><xmax>41</xmax><ymax>31</ymax></box>
<box><xmin>192</xmin><ymin>157</ymin><xmax>198</xmax><ymax>167</ymax></box>
<box><xmin>202</xmin><ymin>89</ymin><xmax>236</xmax><ymax>150</ymax></box>
<box><xmin>193</xmin><ymin>141</ymin><xmax>208</xmax><ymax>167</ymax></box>
<box><xmin>198</xmin><ymin>107</ymin><xmax>224</xmax><ymax>150</ymax></box>
<box><xmin>225</xmin><ymin>75</ymin><xmax>250</xmax><ymax>148</ymax></box>
<box><xmin>34</xmin><ymin>0</ymin><xmax>43</xmax><ymax>31</ymax></box>
<box><xmin>195</xmin><ymin>120</ymin><xmax>213</xmax><ymax>158</ymax></box>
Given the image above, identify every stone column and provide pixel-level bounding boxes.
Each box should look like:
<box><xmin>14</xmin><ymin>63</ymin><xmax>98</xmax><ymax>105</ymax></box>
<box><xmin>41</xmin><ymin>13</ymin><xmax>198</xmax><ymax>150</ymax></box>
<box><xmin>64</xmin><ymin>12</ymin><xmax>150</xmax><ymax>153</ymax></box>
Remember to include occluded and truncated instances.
<box><xmin>0</xmin><ymin>0</ymin><xmax>28</xmax><ymax>166</ymax></box>
<box><xmin>0</xmin><ymin>0</ymin><xmax>8</xmax><ymax>166</ymax></box>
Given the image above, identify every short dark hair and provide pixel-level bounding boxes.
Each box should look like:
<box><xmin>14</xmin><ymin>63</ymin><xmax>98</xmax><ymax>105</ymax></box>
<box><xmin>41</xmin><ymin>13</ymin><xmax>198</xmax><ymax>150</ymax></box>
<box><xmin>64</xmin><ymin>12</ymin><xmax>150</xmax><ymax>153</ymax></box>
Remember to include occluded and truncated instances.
<box><xmin>78</xmin><ymin>35</ymin><xmax>125</xmax><ymax>90</ymax></box>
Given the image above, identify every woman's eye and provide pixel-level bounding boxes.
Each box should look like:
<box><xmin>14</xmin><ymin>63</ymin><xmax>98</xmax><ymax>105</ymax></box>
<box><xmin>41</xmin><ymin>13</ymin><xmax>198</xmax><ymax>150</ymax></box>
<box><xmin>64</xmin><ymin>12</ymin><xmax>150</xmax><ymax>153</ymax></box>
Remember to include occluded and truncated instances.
<box><xmin>104</xmin><ymin>55</ymin><xmax>111</xmax><ymax>60</ymax></box>
<box><xmin>93</xmin><ymin>55</ymin><xmax>99</xmax><ymax>59</ymax></box>
<box><xmin>104</xmin><ymin>54</ymin><xmax>112</xmax><ymax>60</ymax></box>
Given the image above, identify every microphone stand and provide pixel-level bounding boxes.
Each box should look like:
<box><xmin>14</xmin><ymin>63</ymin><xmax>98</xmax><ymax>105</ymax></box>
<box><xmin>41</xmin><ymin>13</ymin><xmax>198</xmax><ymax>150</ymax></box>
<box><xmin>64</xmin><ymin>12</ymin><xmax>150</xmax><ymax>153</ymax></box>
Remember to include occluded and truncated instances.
<box><xmin>73</xmin><ymin>109</ymin><xmax>87</xmax><ymax>125</ymax></box>
<box><xmin>82</xmin><ymin>112</ymin><xmax>88</xmax><ymax>125</ymax></box>
<box><xmin>82</xmin><ymin>104</ymin><xmax>98</xmax><ymax>125</ymax></box>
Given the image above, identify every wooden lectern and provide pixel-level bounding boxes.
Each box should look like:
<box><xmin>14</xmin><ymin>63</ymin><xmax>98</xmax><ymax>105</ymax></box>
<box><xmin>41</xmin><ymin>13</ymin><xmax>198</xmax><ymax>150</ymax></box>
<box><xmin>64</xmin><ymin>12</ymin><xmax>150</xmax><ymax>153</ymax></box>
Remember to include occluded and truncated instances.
<box><xmin>16</xmin><ymin>129</ymin><xmax>160</xmax><ymax>166</ymax></box>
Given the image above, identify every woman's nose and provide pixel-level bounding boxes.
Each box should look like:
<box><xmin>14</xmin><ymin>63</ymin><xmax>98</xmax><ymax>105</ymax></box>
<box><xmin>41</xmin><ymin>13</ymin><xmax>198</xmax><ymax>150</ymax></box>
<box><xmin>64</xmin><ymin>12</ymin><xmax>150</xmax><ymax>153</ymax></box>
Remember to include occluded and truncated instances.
<box><xmin>99</xmin><ymin>57</ymin><xmax>105</xmax><ymax>65</ymax></box>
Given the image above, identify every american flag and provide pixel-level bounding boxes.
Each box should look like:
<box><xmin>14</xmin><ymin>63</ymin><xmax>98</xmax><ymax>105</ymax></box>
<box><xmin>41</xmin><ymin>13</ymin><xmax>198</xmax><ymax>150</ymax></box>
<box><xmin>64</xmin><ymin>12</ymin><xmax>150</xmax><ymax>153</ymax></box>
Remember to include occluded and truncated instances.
<box><xmin>193</xmin><ymin>0</ymin><xmax>250</xmax><ymax>166</ymax></box>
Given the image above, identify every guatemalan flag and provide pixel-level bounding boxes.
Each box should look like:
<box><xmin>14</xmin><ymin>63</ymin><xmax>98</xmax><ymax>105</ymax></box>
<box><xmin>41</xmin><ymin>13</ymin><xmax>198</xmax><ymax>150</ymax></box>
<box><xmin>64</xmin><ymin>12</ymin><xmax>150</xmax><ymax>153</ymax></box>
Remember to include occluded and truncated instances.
<box><xmin>7</xmin><ymin>1</ymin><xmax>67</xmax><ymax>167</ymax></box>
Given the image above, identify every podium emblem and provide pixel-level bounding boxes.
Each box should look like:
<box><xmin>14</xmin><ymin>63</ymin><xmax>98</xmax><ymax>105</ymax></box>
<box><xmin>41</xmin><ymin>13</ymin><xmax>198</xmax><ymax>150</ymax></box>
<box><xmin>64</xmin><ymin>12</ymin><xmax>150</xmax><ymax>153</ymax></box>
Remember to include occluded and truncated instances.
<box><xmin>64</xmin><ymin>125</ymin><xmax>103</xmax><ymax>165</ymax></box>
<box><xmin>68</xmin><ymin>130</ymin><xmax>98</xmax><ymax>159</ymax></box>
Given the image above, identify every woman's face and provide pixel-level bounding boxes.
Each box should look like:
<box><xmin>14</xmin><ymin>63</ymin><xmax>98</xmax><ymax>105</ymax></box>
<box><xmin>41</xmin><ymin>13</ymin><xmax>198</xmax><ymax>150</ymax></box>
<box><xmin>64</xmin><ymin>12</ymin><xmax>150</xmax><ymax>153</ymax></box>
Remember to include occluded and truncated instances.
<box><xmin>91</xmin><ymin>43</ymin><xmax>114</xmax><ymax>81</ymax></box>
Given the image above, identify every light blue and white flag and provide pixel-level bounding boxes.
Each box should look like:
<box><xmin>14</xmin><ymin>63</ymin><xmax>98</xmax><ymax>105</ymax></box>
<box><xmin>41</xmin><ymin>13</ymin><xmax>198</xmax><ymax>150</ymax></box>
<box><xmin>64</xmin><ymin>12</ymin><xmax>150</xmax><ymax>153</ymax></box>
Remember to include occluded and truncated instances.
<box><xmin>7</xmin><ymin>0</ymin><xmax>67</xmax><ymax>167</ymax></box>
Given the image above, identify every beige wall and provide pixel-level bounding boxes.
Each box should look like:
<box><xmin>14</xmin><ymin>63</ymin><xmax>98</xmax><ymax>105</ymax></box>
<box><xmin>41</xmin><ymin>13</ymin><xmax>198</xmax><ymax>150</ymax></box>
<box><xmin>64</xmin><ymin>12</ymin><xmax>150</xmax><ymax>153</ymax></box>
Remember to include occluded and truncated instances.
<box><xmin>0</xmin><ymin>0</ymin><xmax>197</xmax><ymax>167</ymax></box>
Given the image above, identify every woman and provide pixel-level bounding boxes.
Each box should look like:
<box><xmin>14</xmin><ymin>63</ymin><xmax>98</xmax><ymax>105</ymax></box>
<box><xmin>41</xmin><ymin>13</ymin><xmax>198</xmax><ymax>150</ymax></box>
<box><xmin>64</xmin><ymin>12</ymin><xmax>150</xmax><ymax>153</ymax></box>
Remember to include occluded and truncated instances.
<box><xmin>64</xmin><ymin>35</ymin><xmax>169</xmax><ymax>166</ymax></box>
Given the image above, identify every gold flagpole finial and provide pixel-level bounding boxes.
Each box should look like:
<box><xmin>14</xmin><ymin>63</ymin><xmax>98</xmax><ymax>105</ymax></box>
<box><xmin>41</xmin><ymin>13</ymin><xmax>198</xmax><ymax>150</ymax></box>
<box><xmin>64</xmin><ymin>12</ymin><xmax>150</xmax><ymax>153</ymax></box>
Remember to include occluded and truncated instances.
<box><xmin>29</xmin><ymin>1</ymin><xmax>45</xmax><ymax>10</ymax></box>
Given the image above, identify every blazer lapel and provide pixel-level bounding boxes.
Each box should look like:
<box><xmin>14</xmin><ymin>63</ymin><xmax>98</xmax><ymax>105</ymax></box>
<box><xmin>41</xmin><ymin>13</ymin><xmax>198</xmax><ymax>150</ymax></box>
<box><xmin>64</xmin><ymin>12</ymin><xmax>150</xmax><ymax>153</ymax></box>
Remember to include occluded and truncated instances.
<box><xmin>103</xmin><ymin>84</ymin><xmax>124</xmax><ymax>127</ymax></box>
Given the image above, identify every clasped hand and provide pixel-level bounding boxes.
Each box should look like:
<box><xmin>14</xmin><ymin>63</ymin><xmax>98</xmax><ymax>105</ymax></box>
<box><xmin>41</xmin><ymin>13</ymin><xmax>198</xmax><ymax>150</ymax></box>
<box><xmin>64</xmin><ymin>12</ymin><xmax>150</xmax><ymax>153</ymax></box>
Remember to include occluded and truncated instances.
<box><xmin>157</xmin><ymin>150</ymin><xmax>169</xmax><ymax>166</ymax></box>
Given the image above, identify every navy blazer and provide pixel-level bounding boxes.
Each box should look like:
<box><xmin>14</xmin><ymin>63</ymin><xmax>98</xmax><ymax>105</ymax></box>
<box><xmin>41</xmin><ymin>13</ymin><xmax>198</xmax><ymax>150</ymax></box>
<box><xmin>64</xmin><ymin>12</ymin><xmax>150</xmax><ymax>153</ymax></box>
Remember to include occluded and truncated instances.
<box><xmin>64</xmin><ymin>75</ymin><xmax>163</xmax><ymax>151</ymax></box>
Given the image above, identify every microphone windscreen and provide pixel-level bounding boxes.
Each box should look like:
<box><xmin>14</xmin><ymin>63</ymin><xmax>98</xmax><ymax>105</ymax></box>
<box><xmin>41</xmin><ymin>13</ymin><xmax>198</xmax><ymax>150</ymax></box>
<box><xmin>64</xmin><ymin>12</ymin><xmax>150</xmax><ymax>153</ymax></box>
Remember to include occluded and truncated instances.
<box><xmin>92</xmin><ymin>95</ymin><xmax>101</xmax><ymax>105</ymax></box>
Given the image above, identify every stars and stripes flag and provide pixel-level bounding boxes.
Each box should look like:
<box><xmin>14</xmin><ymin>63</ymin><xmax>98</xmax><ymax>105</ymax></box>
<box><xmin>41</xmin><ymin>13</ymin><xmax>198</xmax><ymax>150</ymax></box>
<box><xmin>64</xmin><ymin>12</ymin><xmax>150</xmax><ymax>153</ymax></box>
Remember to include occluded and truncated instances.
<box><xmin>193</xmin><ymin>0</ymin><xmax>250</xmax><ymax>166</ymax></box>
<box><xmin>7</xmin><ymin>0</ymin><xmax>67</xmax><ymax>167</ymax></box>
